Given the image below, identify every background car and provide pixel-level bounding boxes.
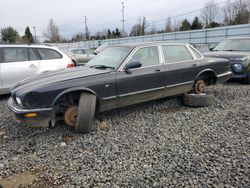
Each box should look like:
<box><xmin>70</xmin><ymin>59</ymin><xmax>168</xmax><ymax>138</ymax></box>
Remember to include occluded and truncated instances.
<box><xmin>0</xmin><ymin>44</ymin><xmax>74</xmax><ymax>94</ymax></box>
<box><xmin>204</xmin><ymin>37</ymin><xmax>250</xmax><ymax>84</ymax></box>
<box><xmin>63</xmin><ymin>48</ymin><xmax>96</xmax><ymax>66</ymax></box>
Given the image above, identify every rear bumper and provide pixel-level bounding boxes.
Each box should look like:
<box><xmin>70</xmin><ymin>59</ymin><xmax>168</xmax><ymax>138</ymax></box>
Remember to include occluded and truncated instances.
<box><xmin>8</xmin><ymin>97</ymin><xmax>54</xmax><ymax>127</ymax></box>
<box><xmin>216</xmin><ymin>71</ymin><xmax>232</xmax><ymax>83</ymax></box>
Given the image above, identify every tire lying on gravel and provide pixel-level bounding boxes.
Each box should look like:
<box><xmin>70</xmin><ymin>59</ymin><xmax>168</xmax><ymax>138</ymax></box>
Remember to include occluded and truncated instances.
<box><xmin>181</xmin><ymin>92</ymin><xmax>214</xmax><ymax>107</ymax></box>
<box><xmin>76</xmin><ymin>92</ymin><xmax>97</xmax><ymax>133</ymax></box>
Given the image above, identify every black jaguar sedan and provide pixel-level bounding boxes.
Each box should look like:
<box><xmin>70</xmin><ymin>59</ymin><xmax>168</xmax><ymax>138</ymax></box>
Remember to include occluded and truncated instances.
<box><xmin>8</xmin><ymin>42</ymin><xmax>231</xmax><ymax>133</ymax></box>
<box><xmin>204</xmin><ymin>37</ymin><xmax>250</xmax><ymax>84</ymax></box>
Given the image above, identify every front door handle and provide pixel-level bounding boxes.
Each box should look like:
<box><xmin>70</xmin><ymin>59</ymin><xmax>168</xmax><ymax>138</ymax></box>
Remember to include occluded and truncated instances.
<box><xmin>193</xmin><ymin>62</ymin><xmax>198</xmax><ymax>66</ymax></box>
<box><xmin>155</xmin><ymin>69</ymin><xmax>161</xmax><ymax>72</ymax></box>
<box><xmin>29</xmin><ymin>64</ymin><xmax>37</xmax><ymax>68</ymax></box>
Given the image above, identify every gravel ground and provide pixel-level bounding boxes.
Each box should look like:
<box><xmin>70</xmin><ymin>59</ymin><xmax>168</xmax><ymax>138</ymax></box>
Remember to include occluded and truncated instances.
<box><xmin>0</xmin><ymin>82</ymin><xmax>249</xmax><ymax>188</ymax></box>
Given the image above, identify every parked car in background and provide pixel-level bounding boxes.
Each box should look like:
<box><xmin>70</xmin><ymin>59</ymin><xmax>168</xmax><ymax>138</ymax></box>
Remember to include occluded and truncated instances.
<box><xmin>94</xmin><ymin>43</ymin><xmax>109</xmax><ymax>54</ymax></box>
<box><xmin>0</xmin><ymin>44</ymin><xmax>74</xmax><ymax>94</ymax></box>
<box><xmin>204</xmin><ymin>37</ymin><xmax>250</xmax><ymax>84</ymax></box>
<box><xmin>8</xmin><ymin>42</ymin><xmax>231</xmax><ymax>133</ymax></box>
<box><xmin>63</xmin><ymin>48</ymin><xmax>96</xmax><ymax>66</ymax></box>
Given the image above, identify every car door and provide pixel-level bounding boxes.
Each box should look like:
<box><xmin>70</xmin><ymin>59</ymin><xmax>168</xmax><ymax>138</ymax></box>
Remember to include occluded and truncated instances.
<box><xmin>1</xmin><ymin>47</ymin><xmax>40</xmax><ymax>89</ymax></box>
<box><xmin>161</xmin><ymin>44</ymin><xmax>200</xmax><ymax>96</ymax></box>
<box><xmin>116</xmin><ymin>45</ymin><xmax>165</xmax><ymax>107</ymax></box>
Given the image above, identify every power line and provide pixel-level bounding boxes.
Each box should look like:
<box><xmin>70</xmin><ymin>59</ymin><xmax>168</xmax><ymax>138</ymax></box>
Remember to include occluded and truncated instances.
<box><xmin>151</xmin><ymin>0</ymin><xmax>227</xmax><ymax>24</ymax></box>
<box><xmin>126</xmin><ymin>0</ymin><xmax>161</xmax><ymax>10</ymax></box>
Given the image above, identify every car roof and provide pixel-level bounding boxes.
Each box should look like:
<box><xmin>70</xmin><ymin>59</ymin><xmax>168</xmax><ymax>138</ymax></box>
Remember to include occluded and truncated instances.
<box><xmin>0</xmin><ymin>44</ymin><xmax>59</xmax><ymax>49</ymax></box>
<box><xmin>112</xmin><ymin>41</ymin><xmax>189</xmax><ymax>48</ymax></box>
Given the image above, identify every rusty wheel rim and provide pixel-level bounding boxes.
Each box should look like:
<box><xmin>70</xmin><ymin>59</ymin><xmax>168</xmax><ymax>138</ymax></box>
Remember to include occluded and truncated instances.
<box><xmin>64</xmin><ymin>106</ymin><xmax>78</xmax><ymax>127</ymax></box>
<box><xmin>195</xmin><ymin>80</ymin><xmax>206</xmax><ymax>94</ymax></box>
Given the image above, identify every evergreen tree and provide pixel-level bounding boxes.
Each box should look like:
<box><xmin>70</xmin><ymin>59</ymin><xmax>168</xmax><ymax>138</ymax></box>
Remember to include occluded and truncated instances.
<box><xmin>114</xmin><ymin>28</ymin><xmax>121</xmax><ymax>37</ymax></box>
<box><xmin>107</xmin><ymin>29</ymin><xmax>112</xmax><ymax>39</ymax></box>
<box><xmin>191</xmin><ymin>17</ymin><xmax>203</xmax><ymax>30</ymax></box>
<box><xmin>179</xmin><ymin>19</ymin><xmax>191</xmax><ymax>31</ymax></box>
<box><xmin>22</xmin><ymin>27</ymin><xmax>34</xmax><ymax>43</ymax></box>
<box><xmin>0</xmin><ymin>27</ymin><xmax>19</xmax><ymax>43</ymax></box>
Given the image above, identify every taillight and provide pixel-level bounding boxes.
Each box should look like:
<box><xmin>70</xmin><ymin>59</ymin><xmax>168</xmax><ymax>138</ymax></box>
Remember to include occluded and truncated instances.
<box><xmin>67</xmin><ymin>61</ymin><xmax>75</xmax><ymax>68</ymax></box>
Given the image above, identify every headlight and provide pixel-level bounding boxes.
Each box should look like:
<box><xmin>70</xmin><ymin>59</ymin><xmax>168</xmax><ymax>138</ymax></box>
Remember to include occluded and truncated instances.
<box><xmin>233</xmin><ymin>64</ymin><xmax>243</xmax><ymax>70</ymax></box>
<box><xmin>16</xmin><ymin>97</ymin><xmax>22</xmax><ymax>106</ymax></box>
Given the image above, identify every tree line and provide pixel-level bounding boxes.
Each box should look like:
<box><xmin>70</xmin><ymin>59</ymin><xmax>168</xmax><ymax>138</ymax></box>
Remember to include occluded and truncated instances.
<box><xmin>1</xmin><ymin>0</ymin><xmax>249</xmax><ymax>43</ymax></box>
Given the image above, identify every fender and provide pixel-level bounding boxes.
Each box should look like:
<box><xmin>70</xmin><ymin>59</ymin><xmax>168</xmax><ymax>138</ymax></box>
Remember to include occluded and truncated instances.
<box><xmin>51</xmin><ymin>87</ymin><xmax>99</xmax><ymax>107</ymax></box>
<box><xmin>195</xmin><ymin>68</ymin><xmax>217</xmax><ymax>81</ymax></box>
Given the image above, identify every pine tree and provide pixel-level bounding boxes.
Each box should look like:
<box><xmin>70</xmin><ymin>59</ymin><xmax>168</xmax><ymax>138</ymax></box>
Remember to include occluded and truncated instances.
<box><xmin>179</xmin><ymin>19</ymin><xmax>191</xmax><ymax>31</ymax></box>
<box><xmin>191</xmin><ymin>17</ymin><xmax>203</xmax><ymax>30</ymax></box>
<box><xmin>22</xmin><ymin>27</ymin><xmax>34</xmax><ymax>43</ymax></box>
<box><xmin>0</xmin><ymin>27</ymin><xmax>19</xmax><ymax>43</ymax></box>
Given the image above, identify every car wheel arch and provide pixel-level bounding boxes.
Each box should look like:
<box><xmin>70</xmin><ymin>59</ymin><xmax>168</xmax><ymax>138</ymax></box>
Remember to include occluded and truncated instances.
<box><xmin>195</xmin><ymin>69</ymin><xmax>217</xmax><ymax>85</ymax></box>
<box><xmin>52</xmin><ymin>87</ymin><xmax>100</xmax><ymax>112</ymax></box>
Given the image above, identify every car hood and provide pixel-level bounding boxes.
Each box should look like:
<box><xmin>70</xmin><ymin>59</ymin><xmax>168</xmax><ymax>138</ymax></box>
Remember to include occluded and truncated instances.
<box><xmin>203</xmin><ymin>51</ymin><xmax>250</xmax><ymax>59</ymax></box>
<box><xmin>11</xmin><ymin>66</ymin><xmax>111</xmax><ymax>96</ymax></box>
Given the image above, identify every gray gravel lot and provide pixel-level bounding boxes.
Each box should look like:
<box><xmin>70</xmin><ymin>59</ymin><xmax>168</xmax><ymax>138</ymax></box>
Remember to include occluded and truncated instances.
<box><xmin>0</xmin><ymin>82</ymin><xmax>249</xmax><ymax>188</ymax></box>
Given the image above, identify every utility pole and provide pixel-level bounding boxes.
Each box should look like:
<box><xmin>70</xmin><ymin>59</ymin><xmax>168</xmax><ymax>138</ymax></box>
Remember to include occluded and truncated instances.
<box><xmin>84</xmin><ymin>16</ymin><xmax>89</xmax><ymax>41</ymax></box>
<box><xmin>33</xmin><ymin>27</ymin><xmax>37</xmax><ymax>44</ymax></box>
<box><xmin>121</xmin><ymin>2</ymin><xmax>125</xmax><ymax>37</ymax></box>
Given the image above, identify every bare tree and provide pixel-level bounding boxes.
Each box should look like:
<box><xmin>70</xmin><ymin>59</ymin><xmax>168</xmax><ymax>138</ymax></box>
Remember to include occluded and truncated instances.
<box><xmin>141</xmin><ymin>17</ymin><xmax>149</xmax><ymax>35</ymax></box>
<box><xmin>44</xmin><ymin>19</ymin><xmax>61</xmax><ymax>43</ymax></box>
<box><xmin>165</xmin><ymin>16</ymin><xmax>172</xmax><ymax>32</ymax></box>
<box><xmin>223</xmin><ymin>0</ymin><xmax>249</xmax><ymax>25</ymax></box>
<box><xmin>201</xmin><ymin>0</ymin><xmax>219</xmax><ymax>27</ymax></box>
<box><xmin>149</xmin><ymin>23</ymin><xmax>157</xmax><ymax>34</ymax></box>
<box><xmin>129</xmin><ymin>17</ymin><xmax>149</xmax><ymax>36</ymax></box>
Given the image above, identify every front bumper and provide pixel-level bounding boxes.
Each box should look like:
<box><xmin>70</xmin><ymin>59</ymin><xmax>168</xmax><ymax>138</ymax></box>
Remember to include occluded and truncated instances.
<box><xmin>230</xmin><ymin>63</ymin><xmax>250</xmax><ymax>79</ymax></box>
<box><xmin>8</xmin><ymin>97</ymin><xmax>54</xmax><ymax>127</ymax></box>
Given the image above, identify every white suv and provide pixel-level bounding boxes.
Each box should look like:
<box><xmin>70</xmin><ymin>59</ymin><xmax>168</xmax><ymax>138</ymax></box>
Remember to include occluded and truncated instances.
<box><xmin>0</xmin><ymin>44</ymin><xmax>74</xmax><ymax>94</ymax></box>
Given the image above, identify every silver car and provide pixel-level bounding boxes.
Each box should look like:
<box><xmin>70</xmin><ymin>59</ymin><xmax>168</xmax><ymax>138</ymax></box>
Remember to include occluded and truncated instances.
<box><xmin>0</xmin><ymin>44</ymin><xmax>74</xmax><ymax>94</ymax></box>
<box><xmin>64</xmin><ymin>48</ymin><xmax>96</xmax><ymax>66</ymax></box>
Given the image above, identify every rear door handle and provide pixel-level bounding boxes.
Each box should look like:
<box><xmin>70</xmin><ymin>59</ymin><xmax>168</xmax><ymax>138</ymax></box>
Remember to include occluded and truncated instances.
<box><xmin>29</xmin><ymin>64</ymin><xmax>37</xmax><ymax>68</ymax></box>
<box><xmin>155</xmin><ymin>69</ymin><xmax>161</xmax><ymax>72</ymax></box>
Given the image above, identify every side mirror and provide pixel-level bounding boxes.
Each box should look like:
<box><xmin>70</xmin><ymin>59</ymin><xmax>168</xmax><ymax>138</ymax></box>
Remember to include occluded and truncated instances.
<box><xmin>209</xmin><ymin>47</ymin><xmax>214</xmax><ymax>51</ymax></box>
<box><xmin>124</xmin><ymin>61</ymin><xmax>142</xmax><ymax>71</ymax></box>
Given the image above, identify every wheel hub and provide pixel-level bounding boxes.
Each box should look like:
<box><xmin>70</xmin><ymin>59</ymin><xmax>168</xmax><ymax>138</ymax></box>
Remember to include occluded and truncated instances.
<box><xmin>195</xmin><ymin>80</ymin><xmax>206</xmax><ymax>94</ymax></box>
<box><xmin>64</xmin><ymin>106</ymin><xmax>78</xmax><ymax>127</ymax></box>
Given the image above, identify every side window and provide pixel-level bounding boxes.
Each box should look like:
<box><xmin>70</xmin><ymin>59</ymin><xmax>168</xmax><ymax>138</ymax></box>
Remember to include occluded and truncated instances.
<box><xmin>3</xmin><ymin>48</ymin><xmax>28</xmax><ymax>63</ymax></box>
<box><xmin>85</xmin><ymin>49</ymin><xmax>94</xmax><ymax>54</ymax></box>
<box><xmin>162</xmin><ymin>45</ymin><xmax>193</xmax><ymax>63</ymax></box>
<box><xmin>37</xmin><ymin>48</ymin><xmax>62</xmax><ymax>60</ymax></box>
<box><xmin>190</xmin><ymin>46</ymin><xmax>202</xmax><ymax>59</ymax></box>
<box><xmin>128</xmin><ymin>46</ymin><xmax>159</xmax><ymax>67</ymax></box>
<box><xmin>28</xmin><ymin>48</ymin><xmax>40</xmax><ymax>61</ymax></box>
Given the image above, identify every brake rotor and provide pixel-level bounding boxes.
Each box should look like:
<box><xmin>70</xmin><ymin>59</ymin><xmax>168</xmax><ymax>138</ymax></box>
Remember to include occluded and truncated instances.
<box><xmin>64</xmin><ymin>106</ymin><xmax>78</xmax><ymax>127</ymax></box>
<box><xmin>195</xmin><ymin>80</ymin><xmax>206</xmax><ymax>94</ymax></box>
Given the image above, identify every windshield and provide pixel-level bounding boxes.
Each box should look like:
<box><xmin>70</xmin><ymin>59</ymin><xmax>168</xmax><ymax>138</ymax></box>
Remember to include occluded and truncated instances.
<box><xmin>86</xmin><ymin>46</ymin><xmax>131</xmax><ymax>69</ymax></box>
<box><xmin>214</xmin><ymin>38</ymin><xmax>250</xmax><ymax>51</ymax></box>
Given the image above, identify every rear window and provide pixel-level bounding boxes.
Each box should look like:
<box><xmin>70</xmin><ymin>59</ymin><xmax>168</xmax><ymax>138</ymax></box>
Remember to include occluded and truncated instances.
<box><xmin>3</xmin><ymin>47</ymin><xmax>28</xmax><ymax>62</ymax></box>
<box><xmin>37</xmin><ymin>48</ymin><xmax>62</xmax><ymax>60</ymax></box>
<box><xmin>0</xmin><ymin>48</ymin><xmax>2</xmax><ymax>63</ymax></box>
<box><xmin>162</xmin><ymin>45</ymin><xmax>193</xmax><ymax>63</ymax></box>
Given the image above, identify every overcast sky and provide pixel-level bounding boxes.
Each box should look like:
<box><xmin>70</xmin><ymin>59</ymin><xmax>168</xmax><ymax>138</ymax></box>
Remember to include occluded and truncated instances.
<box><xmin>0</xmin><ymin>0</ymin><xmax>225</xmax><ymax>41</ymax></box>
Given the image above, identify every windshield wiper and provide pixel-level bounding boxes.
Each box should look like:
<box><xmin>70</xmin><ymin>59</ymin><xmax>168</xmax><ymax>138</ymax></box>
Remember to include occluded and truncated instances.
<box><xmin>90</xmin><ymin>65</ymin><xmax>115</xmax><ymax>69</ymax></box>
